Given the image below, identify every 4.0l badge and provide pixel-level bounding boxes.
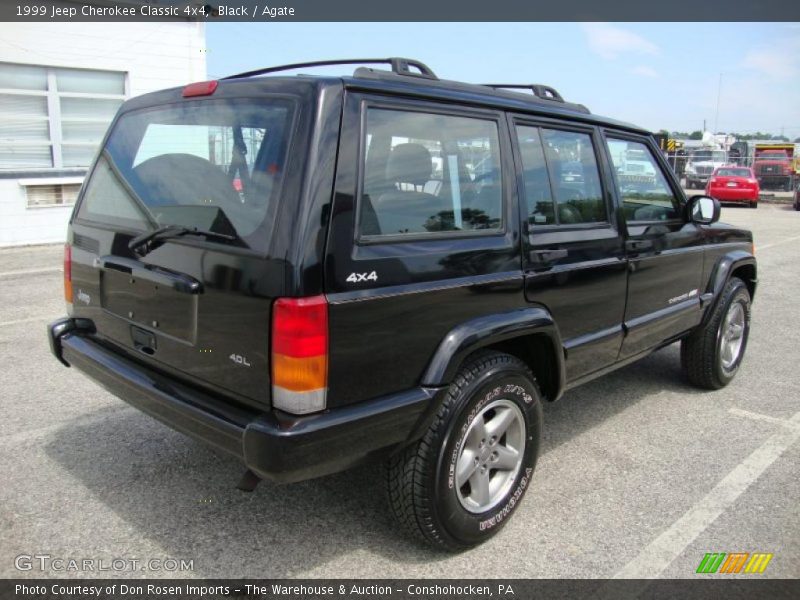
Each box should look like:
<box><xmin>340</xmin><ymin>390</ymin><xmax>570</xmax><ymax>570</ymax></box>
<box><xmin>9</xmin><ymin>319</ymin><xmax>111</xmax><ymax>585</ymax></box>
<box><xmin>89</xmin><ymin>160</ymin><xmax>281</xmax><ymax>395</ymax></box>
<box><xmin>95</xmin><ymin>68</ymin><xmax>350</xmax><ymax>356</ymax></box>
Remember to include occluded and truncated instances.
<box><xmin>229</xmin><ymin>353</ymin><xmax>251</xmax><ymax>367</ymax></box>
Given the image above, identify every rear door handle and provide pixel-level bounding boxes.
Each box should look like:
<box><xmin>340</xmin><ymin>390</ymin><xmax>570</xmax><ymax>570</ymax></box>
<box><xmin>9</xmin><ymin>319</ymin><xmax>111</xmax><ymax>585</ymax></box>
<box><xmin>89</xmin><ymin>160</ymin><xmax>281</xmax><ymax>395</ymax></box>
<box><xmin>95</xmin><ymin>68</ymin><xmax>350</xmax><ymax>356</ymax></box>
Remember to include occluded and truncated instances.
<box><xmin>529</xmin><ymin>248</ymin><xmax>568</xmax><ymax>262</ymax></box>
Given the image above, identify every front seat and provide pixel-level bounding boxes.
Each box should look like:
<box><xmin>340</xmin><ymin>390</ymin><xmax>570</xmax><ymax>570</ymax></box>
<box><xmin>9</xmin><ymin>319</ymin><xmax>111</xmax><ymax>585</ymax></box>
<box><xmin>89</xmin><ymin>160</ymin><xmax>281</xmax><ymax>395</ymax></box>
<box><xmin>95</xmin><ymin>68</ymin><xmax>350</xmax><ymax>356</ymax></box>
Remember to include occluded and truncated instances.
<box><xmin>374</xmin><ymin>143</ymin><xmax>449</xmax><ymax>234</ymax></box>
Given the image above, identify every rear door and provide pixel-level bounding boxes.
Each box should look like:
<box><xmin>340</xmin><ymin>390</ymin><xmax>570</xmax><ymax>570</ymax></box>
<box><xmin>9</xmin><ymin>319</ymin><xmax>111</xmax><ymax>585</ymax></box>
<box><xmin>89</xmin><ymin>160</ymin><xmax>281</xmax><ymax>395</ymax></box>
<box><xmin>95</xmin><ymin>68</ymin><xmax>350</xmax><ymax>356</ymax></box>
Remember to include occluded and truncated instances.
<box><xmin>510</xmin><ymin>118</ymin><xmax>627</xmax><ymax>382</ymax></box>
<box><xmin>323</xmin><ymin>93</ymin><xmax>521</xmax><ymax>408</ymax></box>
<box><xmin>602</xmin><ymin>133</ymin><xmax>705</xmax><ymax>358</ymax></box>
<box><xmin>69</xmin><ymin>92</ymin><xmax>299</xmax><ymax>409</ymax></box>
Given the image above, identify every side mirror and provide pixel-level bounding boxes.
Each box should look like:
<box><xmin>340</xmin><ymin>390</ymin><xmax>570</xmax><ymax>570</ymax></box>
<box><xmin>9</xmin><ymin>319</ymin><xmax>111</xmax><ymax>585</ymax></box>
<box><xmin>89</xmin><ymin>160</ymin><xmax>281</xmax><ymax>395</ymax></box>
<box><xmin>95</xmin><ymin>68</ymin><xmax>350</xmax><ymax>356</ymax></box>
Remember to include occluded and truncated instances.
<box><xmin>688</xmin><ymin>195</ymin><xmax>720</xmax><ymax>224</ymax></box>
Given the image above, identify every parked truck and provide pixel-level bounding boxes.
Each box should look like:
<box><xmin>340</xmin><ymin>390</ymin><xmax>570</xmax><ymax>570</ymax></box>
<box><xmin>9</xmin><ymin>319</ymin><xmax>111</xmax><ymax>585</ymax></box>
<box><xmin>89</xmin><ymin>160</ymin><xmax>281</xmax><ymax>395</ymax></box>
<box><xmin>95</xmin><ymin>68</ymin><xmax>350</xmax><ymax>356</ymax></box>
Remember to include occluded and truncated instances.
<box><xmin>685</xmin><ymin>147</ymin><xmax>728</xmax><ymax>189</ymax></box>
<box><xmin>752</xmin><ymin>144</ymin><xmax>796</xmax><ymax>191</ymax></box>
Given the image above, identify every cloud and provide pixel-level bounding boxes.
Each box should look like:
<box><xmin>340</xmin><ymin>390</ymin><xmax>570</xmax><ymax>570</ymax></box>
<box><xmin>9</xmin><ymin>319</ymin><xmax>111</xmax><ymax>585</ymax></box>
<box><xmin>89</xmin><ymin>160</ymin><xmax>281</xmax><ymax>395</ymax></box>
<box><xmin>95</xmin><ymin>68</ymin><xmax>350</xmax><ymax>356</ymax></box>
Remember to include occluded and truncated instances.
<box><xmin>742</xmin><ymin>40</ymin><xmax>800</xmax><ymax>79</ymax></box>
<box><xmin>581</xmin><ymin>23</ymin><xmax>659</xmax><ymax>60</ymax></box>
<box><xmin>630</xmin><ymin>65</ymin><xmax>659</xmax><ymax>78</ymax></box>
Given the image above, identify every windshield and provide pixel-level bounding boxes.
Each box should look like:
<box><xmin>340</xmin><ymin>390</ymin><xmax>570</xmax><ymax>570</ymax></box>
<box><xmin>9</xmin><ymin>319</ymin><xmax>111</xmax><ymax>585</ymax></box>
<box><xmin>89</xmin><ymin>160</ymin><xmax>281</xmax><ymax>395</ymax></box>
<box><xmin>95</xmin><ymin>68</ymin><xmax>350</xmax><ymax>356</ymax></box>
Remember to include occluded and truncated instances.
<box><xmin>76</xmin><ymin>98</ymin><xmax>294</xmax><ymax>253</ymax></box>
<box><xmin>759</xmin><ymin>152</ymin><xmax>788</xmax><ymax>160</ymax></box>
<box><xmin>691</xmin><ymin>150</ymin><xmax>726</xmax><ymax>162</ymax></box>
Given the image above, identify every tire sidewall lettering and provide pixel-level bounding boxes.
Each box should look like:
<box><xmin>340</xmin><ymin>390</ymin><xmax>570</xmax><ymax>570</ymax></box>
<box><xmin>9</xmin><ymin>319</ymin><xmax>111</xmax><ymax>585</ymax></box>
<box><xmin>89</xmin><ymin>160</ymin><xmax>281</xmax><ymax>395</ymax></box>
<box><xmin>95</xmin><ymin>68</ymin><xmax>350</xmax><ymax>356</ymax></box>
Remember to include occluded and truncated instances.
<box><xmin>437</xmin><ymin>366</ymin><xmax>541</xmax><ymax>544</ymax></box>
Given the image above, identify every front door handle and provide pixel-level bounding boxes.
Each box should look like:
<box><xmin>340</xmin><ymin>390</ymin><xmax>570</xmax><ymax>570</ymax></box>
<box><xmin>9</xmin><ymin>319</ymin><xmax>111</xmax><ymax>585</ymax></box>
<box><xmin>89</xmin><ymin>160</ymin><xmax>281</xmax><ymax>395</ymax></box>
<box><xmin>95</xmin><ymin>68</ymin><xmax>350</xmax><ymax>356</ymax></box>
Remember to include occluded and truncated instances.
<box><xmin>625</xmin><ymin>239</ymin><xmax>655</xmax><ymax>253</ymax></box>
<box><xmin>529</xmin><ymin>248</ymin><xmax>568</xmax><ymax>262</ymax></box>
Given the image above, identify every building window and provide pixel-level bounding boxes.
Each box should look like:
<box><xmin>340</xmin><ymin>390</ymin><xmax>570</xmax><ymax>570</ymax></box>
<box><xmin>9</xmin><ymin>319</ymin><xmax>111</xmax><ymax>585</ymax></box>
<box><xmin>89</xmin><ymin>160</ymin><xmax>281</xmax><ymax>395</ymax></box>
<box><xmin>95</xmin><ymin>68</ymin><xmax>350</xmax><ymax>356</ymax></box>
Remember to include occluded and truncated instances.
<box><xmin>25</xmin><ymin>183</ymin><xmax>82</xmax><ymax>208</ymax></box>
<box><xmin>0</xmin><ymin>62</ymin><xmax>126</xmax><ymax>170</ymax></box>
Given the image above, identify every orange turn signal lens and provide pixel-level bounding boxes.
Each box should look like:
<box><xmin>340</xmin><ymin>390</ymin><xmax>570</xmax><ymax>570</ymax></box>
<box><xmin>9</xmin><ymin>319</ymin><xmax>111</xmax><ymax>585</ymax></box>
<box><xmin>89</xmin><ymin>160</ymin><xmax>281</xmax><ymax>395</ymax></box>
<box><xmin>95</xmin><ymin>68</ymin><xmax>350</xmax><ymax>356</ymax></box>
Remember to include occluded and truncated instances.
<box><xmin>272</xmin><ymin>353</ymin><xmax>327</xmax><ymax>392</ymax></box>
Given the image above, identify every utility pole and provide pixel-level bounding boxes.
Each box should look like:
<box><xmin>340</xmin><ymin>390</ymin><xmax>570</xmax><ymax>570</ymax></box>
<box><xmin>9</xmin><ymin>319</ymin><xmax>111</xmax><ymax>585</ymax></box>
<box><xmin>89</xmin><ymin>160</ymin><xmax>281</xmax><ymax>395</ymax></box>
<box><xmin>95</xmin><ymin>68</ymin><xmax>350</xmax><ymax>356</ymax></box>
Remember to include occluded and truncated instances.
<box><xmin>713</xmin><ymin>72</ymin><xmax>722</xmax><ymax>135</ymax></box>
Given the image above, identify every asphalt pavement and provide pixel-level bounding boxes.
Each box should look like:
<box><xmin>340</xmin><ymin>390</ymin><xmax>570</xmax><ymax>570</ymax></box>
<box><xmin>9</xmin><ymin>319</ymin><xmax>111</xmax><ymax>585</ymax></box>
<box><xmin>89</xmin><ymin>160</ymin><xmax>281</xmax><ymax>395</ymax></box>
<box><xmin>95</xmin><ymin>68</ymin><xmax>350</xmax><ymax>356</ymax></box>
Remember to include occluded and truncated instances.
<box><xmin>0</xmin><ymin>203</ymin><xmax>798</xmax><ymax>579</ymax></box>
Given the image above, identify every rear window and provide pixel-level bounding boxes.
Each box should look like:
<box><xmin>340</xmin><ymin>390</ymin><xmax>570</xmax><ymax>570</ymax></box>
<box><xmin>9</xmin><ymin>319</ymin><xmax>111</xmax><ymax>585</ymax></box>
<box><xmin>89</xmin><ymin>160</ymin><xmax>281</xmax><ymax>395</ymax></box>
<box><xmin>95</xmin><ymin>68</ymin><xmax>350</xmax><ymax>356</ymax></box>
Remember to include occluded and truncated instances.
<box><xmin>76</xmin><ymin>98</ymin><xmax>294</xmax><ymax>253</ymax></box>
<box><xmin>716</xmin><ymin>168</ymin><xmax>751</xmax><ymax>177</ymax></box>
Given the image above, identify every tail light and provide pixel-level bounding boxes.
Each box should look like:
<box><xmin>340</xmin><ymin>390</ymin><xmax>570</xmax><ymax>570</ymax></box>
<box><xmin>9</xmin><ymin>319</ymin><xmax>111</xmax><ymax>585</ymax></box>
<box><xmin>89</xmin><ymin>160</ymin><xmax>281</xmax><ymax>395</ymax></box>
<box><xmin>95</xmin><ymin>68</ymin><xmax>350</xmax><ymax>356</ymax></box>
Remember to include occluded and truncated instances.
<box><xmin>709</xmin><ymin>177</ymin><xmax>718</xmax><ymax>185</ymax></box>
<box><xmin>271</xmin><ymin>295</ymin><xmax>328</xmax><ymax>414</ymax></box>
<box><xmin>63</xmin><ymin>243</ymin><xmax>73</xmax><ymax>304</ymax></box>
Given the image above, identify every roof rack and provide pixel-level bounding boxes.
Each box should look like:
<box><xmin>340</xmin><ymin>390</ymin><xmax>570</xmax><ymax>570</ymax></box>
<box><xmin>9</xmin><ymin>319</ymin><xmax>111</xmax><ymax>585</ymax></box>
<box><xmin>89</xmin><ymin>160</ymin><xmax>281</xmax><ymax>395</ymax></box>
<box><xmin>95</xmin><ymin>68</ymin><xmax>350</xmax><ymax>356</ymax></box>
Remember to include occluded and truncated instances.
<box><xmin>483</xmin><ymin>84</ymin><xmax>565</xmax><ymax>103</ymax></box>
<box><xmin>223</xmin><ymin>57</ymin><xmax>438</xmax><ymax>81</ymax></box>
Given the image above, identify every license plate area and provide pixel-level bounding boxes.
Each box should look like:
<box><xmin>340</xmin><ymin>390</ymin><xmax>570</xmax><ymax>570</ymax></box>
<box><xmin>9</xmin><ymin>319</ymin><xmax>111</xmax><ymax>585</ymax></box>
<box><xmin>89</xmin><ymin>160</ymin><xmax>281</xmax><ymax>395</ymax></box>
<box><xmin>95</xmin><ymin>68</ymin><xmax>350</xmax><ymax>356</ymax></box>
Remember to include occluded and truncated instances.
<box><xmin>727</xmin><ymin>181</ymin><xmax>738</xmax><ymax>187</ymax></box>
<box><xmin>130</xmin><ymin>325</ymin><xmax>157</xmax><ymax>355</ymax></box>
<box><xmin>100</xmin><ymin>268</ymin><xmax>197</xmax><ymax>343</ymax></box>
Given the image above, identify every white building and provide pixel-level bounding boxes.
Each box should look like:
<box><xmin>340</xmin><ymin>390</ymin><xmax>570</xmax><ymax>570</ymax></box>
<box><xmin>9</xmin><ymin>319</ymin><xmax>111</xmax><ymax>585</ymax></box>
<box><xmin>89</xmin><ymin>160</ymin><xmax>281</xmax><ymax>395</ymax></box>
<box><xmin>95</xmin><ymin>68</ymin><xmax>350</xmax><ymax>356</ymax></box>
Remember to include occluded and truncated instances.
<box><xmin>0</xmin><ymin>19</ymin><xmax>206</xmax><ymax>246</ymax></box>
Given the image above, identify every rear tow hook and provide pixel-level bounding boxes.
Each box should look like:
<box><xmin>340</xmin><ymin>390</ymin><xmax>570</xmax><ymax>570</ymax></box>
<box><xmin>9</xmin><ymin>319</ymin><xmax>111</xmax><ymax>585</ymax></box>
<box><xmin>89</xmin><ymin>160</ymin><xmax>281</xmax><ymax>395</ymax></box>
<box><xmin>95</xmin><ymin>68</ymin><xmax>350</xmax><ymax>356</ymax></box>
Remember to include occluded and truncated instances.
<box><xmin>236</xmin><ymin>469</ymin><xmax>261</xmax><ymax>492</ymax></box>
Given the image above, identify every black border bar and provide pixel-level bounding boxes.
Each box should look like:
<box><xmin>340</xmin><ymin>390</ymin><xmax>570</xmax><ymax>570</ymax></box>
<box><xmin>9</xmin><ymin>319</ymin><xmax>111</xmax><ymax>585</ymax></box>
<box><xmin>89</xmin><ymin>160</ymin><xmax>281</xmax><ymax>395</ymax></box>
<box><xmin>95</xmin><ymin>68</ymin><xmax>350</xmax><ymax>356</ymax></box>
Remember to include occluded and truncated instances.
<box><xmin>3</xmin><ymin>579</ymin><xmax>800</xmax><ymax>600</ymax></box>
<box><xmin>2</xmin><ymin>0</ymin><xmax>800</xmax><ymax>21</ymax></box>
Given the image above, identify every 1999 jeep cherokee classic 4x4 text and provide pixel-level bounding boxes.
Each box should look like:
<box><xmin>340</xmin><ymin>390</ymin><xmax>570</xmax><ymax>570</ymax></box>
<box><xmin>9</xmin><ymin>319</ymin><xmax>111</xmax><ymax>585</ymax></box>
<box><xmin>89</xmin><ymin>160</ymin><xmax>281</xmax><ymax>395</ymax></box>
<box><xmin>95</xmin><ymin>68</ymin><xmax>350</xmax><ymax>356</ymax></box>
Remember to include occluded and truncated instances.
<box><xmin>48</xmin><ymin>58</ymin><xmax>757</xmax><ymax>551</ymax></box>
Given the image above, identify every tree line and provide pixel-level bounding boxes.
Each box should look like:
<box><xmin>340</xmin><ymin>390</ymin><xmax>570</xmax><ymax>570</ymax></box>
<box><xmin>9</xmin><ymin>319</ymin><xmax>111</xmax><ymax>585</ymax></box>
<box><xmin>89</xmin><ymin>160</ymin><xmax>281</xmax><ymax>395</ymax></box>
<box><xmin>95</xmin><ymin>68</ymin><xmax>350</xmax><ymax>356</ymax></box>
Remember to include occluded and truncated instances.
<box><xmin>658</xmin><ymin>130</ymin><xmax>798</xmax><ymax>143</ymax></box>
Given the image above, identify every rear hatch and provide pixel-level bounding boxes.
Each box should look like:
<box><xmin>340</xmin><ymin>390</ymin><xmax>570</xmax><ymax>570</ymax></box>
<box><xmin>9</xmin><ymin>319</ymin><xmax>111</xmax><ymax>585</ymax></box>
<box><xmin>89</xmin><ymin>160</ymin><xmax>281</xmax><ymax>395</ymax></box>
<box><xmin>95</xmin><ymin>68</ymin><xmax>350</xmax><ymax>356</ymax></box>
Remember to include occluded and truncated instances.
<box><xmin>67</xmin><ymin>84</ymin><xmax>298</xmax><ymax>409</ymax></box>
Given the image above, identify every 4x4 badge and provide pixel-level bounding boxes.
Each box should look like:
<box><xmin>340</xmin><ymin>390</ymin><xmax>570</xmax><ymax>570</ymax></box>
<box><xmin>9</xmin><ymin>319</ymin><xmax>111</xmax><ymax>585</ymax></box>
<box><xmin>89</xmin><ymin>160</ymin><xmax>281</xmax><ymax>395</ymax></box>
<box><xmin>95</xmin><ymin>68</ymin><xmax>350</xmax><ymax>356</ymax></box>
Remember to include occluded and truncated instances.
<box><xmin>346</xmin><ymin>271</ymin><xmax>378</xmax><ymax>284</ymax></box>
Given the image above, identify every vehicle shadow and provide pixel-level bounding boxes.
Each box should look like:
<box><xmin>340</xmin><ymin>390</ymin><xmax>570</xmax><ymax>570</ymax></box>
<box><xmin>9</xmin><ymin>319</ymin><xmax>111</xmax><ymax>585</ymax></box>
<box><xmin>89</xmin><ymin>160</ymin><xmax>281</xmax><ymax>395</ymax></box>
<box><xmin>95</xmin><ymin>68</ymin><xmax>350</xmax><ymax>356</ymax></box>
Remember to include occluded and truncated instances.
<box><xmin>45</xmin><ymin>344</ymin><xmax>702</xmax><ymax>577</ymax></box>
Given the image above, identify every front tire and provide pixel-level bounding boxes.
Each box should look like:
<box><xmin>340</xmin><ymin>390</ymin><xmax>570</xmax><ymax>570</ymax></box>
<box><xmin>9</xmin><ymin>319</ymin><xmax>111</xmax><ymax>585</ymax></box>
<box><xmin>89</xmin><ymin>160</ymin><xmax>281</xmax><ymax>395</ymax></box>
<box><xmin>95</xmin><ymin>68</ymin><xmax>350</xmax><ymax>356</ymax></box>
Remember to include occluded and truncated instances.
<box><xmin>681</xmin><ymin>277</ymin><xmax>751</xmax><ymax>389</ymax></box>
<box><xmin>386</xmin><ymin>351</ymin><xmax>542</xmax><ymax>551</ymax></box>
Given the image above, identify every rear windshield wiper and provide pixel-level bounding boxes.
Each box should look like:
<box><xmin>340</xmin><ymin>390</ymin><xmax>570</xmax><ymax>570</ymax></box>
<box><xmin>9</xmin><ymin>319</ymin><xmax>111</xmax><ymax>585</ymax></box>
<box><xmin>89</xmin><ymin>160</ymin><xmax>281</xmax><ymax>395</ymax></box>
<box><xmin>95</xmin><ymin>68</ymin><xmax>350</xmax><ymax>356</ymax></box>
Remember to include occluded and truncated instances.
<box><xmin>129</xmin><ymin>225</ymin><xmax>236</xmax><ymax>257</ymax></box>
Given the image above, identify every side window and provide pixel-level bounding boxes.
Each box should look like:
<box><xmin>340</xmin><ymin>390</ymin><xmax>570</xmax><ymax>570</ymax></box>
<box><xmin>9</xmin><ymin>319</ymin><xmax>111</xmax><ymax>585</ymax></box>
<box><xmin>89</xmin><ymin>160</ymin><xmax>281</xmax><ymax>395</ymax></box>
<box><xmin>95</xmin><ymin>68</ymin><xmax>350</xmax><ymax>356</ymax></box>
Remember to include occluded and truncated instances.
<box><xmin>540</xmin><ymin>129</ymin><xmax>606</xmax><ymax>224</ymax></box>
<box><xmin>516</xmin><ymin>125</ymin><xmax>607</xmax><ymax>226</ymax></box>
<box><xmin>516</xmin><ymin>126</ymin><xmax>555</xmax><ymax>225</ymax></box>
<box><xmin>606</xmin><ymin>138</ymin><xmax>680</xmax><ymax>222</ymax></box>
<box><xmin>360</xmin><ymin>108</ymin><xmax>502</xmax><ymax>238</ymax></box>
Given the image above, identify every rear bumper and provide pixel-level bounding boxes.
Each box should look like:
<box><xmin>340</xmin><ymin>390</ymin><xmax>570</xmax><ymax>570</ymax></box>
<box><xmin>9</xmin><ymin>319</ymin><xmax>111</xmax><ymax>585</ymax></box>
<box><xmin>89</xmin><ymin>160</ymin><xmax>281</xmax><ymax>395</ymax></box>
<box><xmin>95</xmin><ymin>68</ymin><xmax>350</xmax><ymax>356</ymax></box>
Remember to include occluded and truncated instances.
<box><xmin>48</xmin><ymin>318</ymin><xmax>442</xmax><ymax>483</ymax></box>
<box><xmin>707</xmin><ymin>187</ymin><xmax>758</xmax><ymax>202</ymax></box>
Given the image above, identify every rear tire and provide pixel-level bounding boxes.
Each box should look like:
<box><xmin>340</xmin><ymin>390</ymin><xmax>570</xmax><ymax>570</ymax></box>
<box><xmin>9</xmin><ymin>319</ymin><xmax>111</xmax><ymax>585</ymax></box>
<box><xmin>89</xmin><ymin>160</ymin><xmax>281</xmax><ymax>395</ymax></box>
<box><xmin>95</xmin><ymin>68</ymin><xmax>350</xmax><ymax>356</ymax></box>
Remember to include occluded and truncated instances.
<box><xmin>681</xmin><ymin>277</ymin><xmax>751</xmax><ymax>390</ymax></box>
<box><xmin>386</xmin><ymin>351</ymin><xmax>542</xmax><ymax>551</ymax></box>
<box><xmin>750</xmin><ymin>201</ymin><xmax>758</xmax><ymax>209</ymax></box>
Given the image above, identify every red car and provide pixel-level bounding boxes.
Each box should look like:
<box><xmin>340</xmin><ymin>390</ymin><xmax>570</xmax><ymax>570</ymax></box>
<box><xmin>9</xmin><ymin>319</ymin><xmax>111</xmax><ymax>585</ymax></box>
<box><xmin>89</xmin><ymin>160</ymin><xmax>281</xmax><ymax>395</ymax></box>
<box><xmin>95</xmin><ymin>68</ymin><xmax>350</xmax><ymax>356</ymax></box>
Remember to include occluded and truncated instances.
<box><xmin>705</xmin><ymin>166</ymin><xmax>760</xmax><ymax>208</ymax></box>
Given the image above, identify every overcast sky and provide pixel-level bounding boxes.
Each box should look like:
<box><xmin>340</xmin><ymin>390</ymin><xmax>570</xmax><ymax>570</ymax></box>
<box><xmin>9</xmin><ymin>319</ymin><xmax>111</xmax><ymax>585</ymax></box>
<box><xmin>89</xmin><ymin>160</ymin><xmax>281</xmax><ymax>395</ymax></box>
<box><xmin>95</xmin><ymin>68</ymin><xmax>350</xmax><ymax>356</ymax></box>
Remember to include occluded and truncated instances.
<box><xmin>207</xmin><ymin>22</ymin><xmax>800</xmax><ymax>138</ymax></box>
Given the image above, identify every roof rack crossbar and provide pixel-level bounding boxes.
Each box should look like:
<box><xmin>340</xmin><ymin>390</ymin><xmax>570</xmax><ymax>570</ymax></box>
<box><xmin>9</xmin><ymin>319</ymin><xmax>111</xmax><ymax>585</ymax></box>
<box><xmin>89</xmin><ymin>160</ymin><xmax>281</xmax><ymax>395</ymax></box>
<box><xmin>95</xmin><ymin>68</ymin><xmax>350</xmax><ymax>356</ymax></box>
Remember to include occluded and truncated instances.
<box><xmin>223</xmin><ymin>58</ymin><xmax>437</xmax><ymax>81</ymax></box>
<box><xmin>483</xmin><ymin>84</ymin><xmax>565</xmax><ymax>103</ymax></box>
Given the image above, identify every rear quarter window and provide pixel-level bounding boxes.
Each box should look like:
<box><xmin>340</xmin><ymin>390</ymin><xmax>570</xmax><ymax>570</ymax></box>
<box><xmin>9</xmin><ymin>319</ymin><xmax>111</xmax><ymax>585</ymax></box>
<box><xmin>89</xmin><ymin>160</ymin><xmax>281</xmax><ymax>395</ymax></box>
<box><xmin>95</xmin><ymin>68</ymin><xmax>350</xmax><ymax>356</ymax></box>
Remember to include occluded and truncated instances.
<box><xmin>359</xmin><ymin>107</ymin><xmax>503</xmax><ymax>239</ymax></box>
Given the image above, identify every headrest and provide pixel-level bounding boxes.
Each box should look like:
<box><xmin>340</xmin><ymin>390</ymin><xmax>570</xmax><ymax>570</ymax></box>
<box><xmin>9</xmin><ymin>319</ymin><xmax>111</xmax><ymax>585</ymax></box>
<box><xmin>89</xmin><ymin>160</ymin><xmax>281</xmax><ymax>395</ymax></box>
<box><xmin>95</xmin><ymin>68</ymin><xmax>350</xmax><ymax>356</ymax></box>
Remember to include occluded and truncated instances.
<box><xmin>386</xmin><ymin>143</ymin><xmax>432</xmax><ymax>187</ymax></box>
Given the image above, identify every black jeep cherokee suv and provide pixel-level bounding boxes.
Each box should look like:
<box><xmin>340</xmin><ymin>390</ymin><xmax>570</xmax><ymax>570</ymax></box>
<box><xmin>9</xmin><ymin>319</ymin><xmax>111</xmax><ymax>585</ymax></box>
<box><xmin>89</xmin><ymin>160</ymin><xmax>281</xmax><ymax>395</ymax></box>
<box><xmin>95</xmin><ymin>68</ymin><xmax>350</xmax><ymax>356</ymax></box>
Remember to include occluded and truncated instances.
<box><xmin>48</xmin><ymin>58</ymin><xmax>756</xmax><ymax>551</ymax></box>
